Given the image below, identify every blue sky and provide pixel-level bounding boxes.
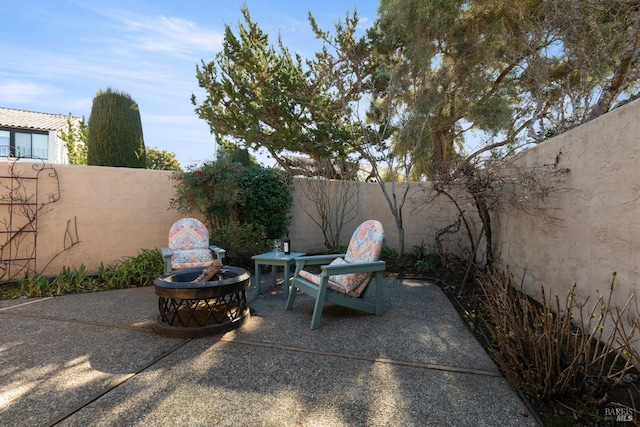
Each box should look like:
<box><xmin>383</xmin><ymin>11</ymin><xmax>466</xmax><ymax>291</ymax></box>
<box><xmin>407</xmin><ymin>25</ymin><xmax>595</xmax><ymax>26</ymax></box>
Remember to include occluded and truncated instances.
<box><xmin>0</xmin><ymin>0</ymin><xmax>378</xmax><ymax>167</ymax></box>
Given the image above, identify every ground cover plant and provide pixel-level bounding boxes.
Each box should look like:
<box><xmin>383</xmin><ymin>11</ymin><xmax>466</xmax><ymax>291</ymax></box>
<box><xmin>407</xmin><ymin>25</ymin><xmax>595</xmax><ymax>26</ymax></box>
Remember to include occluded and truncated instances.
<box><xmin>0</xmin><ymin>248</ymin><xmax>164</xmax><ymax>299</ymax></box>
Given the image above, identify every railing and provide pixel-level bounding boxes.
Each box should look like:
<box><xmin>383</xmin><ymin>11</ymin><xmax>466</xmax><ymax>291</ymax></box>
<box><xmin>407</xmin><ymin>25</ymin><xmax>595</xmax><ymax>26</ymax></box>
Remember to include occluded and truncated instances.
<box><xmin>0</xmin><ymin>145</ymin><xmax>48</xmax><ymax>160</ymax></box>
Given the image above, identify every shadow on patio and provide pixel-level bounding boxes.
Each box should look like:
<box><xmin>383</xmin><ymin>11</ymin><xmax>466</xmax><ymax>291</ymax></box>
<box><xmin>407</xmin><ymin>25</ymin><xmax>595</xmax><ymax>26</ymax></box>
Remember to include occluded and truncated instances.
<box><xmin>0</xmin><ymin>275</ymin><xmax>537</xmax><ymax>426</ymax></box>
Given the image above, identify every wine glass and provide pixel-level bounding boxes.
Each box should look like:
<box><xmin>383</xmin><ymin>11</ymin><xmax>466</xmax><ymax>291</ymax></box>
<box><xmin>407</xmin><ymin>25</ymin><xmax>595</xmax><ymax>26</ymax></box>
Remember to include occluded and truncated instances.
<box><xmin>273</xmin><ymin>239</ymin><xmax>282</xmax><ymax>254</ymax></box>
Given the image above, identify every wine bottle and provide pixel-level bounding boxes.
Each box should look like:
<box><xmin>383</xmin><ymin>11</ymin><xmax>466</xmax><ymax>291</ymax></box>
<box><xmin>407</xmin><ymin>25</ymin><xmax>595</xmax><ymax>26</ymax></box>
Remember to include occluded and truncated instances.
<box><xmin>283</xmin><ymin>232</ymin><xmax>291</xmax><ymax>255</ymax></box>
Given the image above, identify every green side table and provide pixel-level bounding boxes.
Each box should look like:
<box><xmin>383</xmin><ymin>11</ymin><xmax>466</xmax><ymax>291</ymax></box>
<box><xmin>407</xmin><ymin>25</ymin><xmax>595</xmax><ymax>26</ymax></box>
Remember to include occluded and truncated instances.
<box><xmin>251</xmin><ymin>252</ymin><xmax>305</xmax><ymax>297</ymax></box>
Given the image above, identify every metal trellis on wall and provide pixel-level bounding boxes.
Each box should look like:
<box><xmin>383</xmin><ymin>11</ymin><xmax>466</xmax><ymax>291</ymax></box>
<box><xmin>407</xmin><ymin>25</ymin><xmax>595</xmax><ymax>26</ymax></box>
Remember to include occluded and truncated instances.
<box><xmin>0</xmin><ymin>156</ymin><xmax>60</xmax><ymax>281</ymax></box>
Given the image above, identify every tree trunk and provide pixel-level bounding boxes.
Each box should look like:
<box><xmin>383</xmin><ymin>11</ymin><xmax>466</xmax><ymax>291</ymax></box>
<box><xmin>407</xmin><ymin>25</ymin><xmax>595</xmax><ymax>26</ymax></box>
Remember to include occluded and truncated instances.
<box><xmin>462</xmin><ymin>165</ymin><xmax>494</xmax><ymax>268</ymax></box>
<box><xmin>432</xmin><ymin>129</ymin><xmax>448</xmax><ymax>176</ymax></box>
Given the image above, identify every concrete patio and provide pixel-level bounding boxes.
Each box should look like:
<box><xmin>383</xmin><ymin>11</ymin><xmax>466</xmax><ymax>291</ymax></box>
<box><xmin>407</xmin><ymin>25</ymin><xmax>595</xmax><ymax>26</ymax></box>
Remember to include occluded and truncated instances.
<box><xmin>0</xmin><ymin>274</ymin><xmax>538</xmax><ymax>426</ymax></box>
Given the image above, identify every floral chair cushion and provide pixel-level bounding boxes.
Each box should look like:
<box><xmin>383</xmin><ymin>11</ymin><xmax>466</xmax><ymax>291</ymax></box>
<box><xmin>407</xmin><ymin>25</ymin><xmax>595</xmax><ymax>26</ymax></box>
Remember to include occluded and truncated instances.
<box><xmin>298</xmin><ymin>220</ymin><xmax>385</xmax><ymax>297</ymax></box>
<box><xmin>171</xmin><ymin>249</ymin><xmax>214</xmax><ymax>270</ymax></box>
<box><xmin>168</xmin><ymin>218</ymin><xmax>214</xmax><ymax>269</ymax></box>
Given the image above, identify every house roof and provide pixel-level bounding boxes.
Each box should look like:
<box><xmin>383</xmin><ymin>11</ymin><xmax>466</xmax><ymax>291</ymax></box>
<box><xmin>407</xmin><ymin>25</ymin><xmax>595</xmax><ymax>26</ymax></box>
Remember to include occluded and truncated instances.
<box><xmin>0</xmin><ymin>107</ymin><xmax>79</xmax><ymax>132</ymax></box>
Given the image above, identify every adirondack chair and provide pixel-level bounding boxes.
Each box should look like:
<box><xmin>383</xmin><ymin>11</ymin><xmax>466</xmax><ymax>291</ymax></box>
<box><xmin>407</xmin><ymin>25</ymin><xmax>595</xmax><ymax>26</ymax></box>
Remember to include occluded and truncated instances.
<box><xmin>285</xmin><ymin>220</ymin><xmax>386</xmax><ymax>329</ymax></box>
<box><xmin>161</xmin><ymin>218</ymin><xmax>226</xmax><ymax>273</ymax></box>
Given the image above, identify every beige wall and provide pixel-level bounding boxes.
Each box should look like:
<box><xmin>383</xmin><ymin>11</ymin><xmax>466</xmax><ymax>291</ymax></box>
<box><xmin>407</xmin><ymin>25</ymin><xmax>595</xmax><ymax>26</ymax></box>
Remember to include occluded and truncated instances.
<box><xmin>495</xmin><ymin>99</ymin><xmax>640</xmax><ymax>307</ymax></box>
<box><xmin>0</xmin><ymin>162</ymin><xmax>463</xmax><ymax>278</ymax></box>
<box><xmin>288</xmin><ymin>179</ymin><xmax>463</xmax><ymax>255</ymax></box>
<box><xmin>2</xmin><ymin>98</ymin><xmax>639</xmax><ymax>307</ymax></box>
<box><xmin>0</xmin><ymin>163</ymin><xmax>186</xmax><ymax>276</ymax></box>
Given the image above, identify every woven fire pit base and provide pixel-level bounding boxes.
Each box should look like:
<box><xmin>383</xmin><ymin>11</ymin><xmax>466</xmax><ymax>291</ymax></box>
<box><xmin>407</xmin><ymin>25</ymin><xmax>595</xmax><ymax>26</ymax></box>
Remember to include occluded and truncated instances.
<box><xmin>153</xmin><ymin>266</ymin><xmax>250</xmax><ymax>338</ymax></box>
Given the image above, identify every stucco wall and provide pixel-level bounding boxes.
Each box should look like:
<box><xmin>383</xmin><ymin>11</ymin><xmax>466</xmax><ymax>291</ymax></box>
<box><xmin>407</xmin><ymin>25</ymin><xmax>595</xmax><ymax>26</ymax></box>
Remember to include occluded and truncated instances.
<box><xmin>2</xmin><ymin>98</ymin><xmax>639</xmax><ymax>305</ymax></box>
<box><xmin>496</xmin><ymin>99</ymin><xmax>640</xmax><ymax>307</ymax></box>
<box><xmin>0</xmin><ymin>162</ymin><xmax>463</xmax><ymax>278</ymax></box>
<box><xmin>0</xmin><ymin>163</ymin><xmax>186</xmax><ymax>277</ymax></box>
<box><xmin>288</xmin><ymin>178</ymin><xmax>463</xmax><ymax>255</ymax></box>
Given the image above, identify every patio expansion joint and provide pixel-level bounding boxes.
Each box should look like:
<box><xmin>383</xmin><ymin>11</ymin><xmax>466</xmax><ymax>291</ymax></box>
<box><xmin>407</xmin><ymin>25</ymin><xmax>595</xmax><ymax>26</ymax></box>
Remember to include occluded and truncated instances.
<box><xmin>221</xmin><ymin>337</ymin><xmax>501</xmax><ymax>378</ymax></box>
<box><xmin>0</xmin><ymin>309</ymin><xmax>156</xmax><ymax>334</ymax></box>
<box><xmin>44</xmin><ymin>338</ymin><xmax>193</xmax><ymax>427</ymax></box>
<box><xmin>0</xmin><ymin>296</ymin><xmax>54</xmax><ymax>311</ymax></box>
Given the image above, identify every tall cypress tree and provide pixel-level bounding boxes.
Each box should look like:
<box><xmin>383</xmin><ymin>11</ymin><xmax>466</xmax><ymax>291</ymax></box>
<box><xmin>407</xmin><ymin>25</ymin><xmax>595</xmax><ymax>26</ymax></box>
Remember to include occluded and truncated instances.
<box><xmin>87</xmin><ymin>88</ymin><xmax>146</xmax><ymax>168</ymax></box>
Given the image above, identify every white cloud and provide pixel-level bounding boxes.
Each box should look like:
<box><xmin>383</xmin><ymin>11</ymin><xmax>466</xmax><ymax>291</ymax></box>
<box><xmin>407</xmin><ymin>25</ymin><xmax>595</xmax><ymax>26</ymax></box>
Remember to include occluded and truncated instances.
<box><xmin>0</xmin><ymin>81</ymin><xmax>53</xmax><ymax>103</ymax></box>
<box><xmin>125</xmin><ymin>16</ymin><xmax>223</xmax><ymax>57</ymax></box>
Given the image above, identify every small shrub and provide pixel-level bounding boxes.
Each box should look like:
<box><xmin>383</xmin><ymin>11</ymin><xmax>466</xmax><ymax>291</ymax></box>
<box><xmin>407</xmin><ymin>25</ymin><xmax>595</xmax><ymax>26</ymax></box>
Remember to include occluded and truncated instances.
<box><xmin>414</xmin><ymin>259</ymin><xmax>433</xmax><ymax>274</ymax></box>
<box><xmin>19</xmin><ymin>275</ymin><xmax>50</xmax><ymax>297</ymax></box>
<box><xmin>413</xmin><ymin>241</ymin><xmax>433</xmax><ymax>274</ymax></box>
<box><xmin>476</xmin><ymin>269</ymin><xmax>640</xmax><ymax>404</ymax></box>
<box><xmin>106</xmin><ymin>248</ymin><xmax>164</xmax><ymax>288</ymax></box>
<box><xmin>210</xmin><ymin>222</ymin><xmax>269</xmax><ymax>269</ymax></box>
<box><xmin>413</xmin><ymin>241</ymin><xmax>428</xmax><ymax>259</ymax></box>
<box><xmin>381</xmin><ymin>247</ymin><xmax>398</xmax><ymax>260</ymax></box>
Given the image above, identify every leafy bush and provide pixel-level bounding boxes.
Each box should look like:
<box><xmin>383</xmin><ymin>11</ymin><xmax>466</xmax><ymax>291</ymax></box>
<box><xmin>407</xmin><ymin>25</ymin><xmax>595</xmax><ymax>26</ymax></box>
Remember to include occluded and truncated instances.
<box><xmin>170</xmin><ymin>159</ymin><xmax>292</xmax><ymax>238</ymax></box>
<box><xmin>236</xmin><ymin>165</ymin><xmax>292</xmax><ymax>238</ymax></box>
<box><xmin>210</xmin><ymin>222</ymin><xmax>269</xmax><ymax>269</ymax></box>
<box><xmin>170</xmin><ymin>159</ymin><xmax>241</xmax><ymax>229</ymax></box>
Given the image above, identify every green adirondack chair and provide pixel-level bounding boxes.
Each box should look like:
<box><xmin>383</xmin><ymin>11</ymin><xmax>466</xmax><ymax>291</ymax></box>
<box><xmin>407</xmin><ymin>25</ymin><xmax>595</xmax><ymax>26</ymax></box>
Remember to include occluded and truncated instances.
<box><xmin>285</xmin><ymin>220</ymin><xmax>386</xmax><ymax>329</ymax></box>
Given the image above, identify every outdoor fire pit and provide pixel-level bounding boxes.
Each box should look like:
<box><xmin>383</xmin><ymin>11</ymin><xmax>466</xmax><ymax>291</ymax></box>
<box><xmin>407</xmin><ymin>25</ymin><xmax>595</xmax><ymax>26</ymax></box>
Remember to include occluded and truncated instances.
<box><xmin>153</xmin><ymin>266</ymin><xmax>251</xmax><ymax>338</ymax></box>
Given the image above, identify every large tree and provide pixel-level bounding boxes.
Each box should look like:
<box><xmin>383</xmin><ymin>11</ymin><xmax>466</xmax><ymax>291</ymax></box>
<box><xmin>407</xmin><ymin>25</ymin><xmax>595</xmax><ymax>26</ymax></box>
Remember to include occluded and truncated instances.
<box><xmin>367</xmin><ymin>0</ymin><xmax>640</xmax><ymax>174</ymax></box>
<box><xmin>307</xmin><ymin>11</ymin><xmax>418</xmax><ymax>257</ymax></box>
<box><xmin>193</xmin><ymin>7</ymin><xmax>418</xmax><ymax>256</ymax></box>
<box><xmin>62</xmin><ymin>115</ymin><xmax>180</xmax><ymax>171</ymax></box>
<box><xmin>541</xmin><ymin>0</ymin><xmax>640</xmax><ymax>128</ymax></box>
<box><xmin>87</xmin><ymin>88</ymin><xmax>147</xmax><ymax>168</ymax></box>
<box><xmin>192</xmin><ymin>2</ymin><xmax>640</xmax><ymax>261</ymax></box>
<box><xmin>192</xmin><ymin>6</ymin><xmax>354</xmax><ymax>179</ymax></box>
<box><xmin>371</xmin><ymin>0</ymin><xmax>640</xmax><ymax>265</ymax></box>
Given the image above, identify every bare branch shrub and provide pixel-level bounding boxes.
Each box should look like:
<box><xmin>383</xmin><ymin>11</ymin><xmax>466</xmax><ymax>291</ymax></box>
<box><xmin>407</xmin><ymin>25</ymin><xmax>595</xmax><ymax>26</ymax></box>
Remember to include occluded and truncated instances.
<box><xmin>297</xmin><ymin>169</ymin><xmax>359</xmax><ymax>252</ymax></box>
<box><xmin>477</xmin><ymin>268</ymin><xmax>640</xmax><ymax>405</ymax></box>
<box><xmin>430</xmin><ymin>151</ymin><xmax>570</xmax><ymax>268</ymax></box>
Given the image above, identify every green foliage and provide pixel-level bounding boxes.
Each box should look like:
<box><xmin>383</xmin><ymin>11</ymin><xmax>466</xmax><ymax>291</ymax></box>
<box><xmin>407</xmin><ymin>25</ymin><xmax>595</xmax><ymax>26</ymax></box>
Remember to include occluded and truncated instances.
<box><xmin>105</xmin><ymin>248</ymin><xmax>164</xmax><ymax>288</ymax></box>
<box><xmin>236</xmin><ymin>165</ymin><xmax>292</xmax><ymax>238</ymax></box>
<box><xmin>413</xmin><ymin>241</ymin><xmax>433</xmax><ymax>274</ymax></box>
<box><xmin>9</xmin><ymin>248</ymin><xmax>164</xmax><ymax>298</ymax></box>
<box><xmin>146</xmin><ymin>147</ymin><xmax>182</xmax><ymax>171</ymax></box>
<box><xmin>380</xmin><ymin>246</ymin><xmax>398</xmax><ymax>261</ymax></box>
<box><xmin>15</xmin><ymin>275</ymin><xmax>49</xmax><ymax>298</ymax></box>
<box><xmin>170</xmin><ymin>159</ymin><xmax>243</xmax><ymax>229</ymax></box>
<box><xmin>209</xmin><ymin>222</ymin><xmax>269</xmax><ymax>269</ymax></box>
<box><xmin>60</xmin><ymin>114</ymin><xmax>179</xmax><ymax>171</ymax></box>
<box><xmin>87</xmin><ymin>87</ymin><xmax>147</xmax><ymax>168</ymax></box>
<box><xmin>413</xmin><ymin>241</ymin><xmax>428</xmax><ymax>260</ymax></box>
<box><xmin>192</xmin><ymin>5</ymin><xmax>355</xmax><ymax>178</ymax></box>
<box><xmin>199</xmin><ymin>0</ymin><xmax>640</xmax><ymax>180</ymax></box>
<box><xmin>60</xmin><ymin>116</ymin><xmax>88</xmax><ymax>165</ymax></box>
<box><xmin>170</xmin><ymin>159</ymin><xmax>292</xmax><ymax>238</ymax></box>
<box><xmin>217</xmin><ymin>145</ymin><xmax>255</xmax><ymax>166</ymax></box>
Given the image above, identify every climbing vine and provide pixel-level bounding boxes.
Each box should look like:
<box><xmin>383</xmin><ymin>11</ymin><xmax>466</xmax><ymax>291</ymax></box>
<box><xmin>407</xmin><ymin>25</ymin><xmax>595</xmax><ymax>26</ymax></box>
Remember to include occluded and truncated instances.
<box><xmin>0</xmin><ymin>158</ymin><xmax>79</xmax><ymax>281</ymax></box>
